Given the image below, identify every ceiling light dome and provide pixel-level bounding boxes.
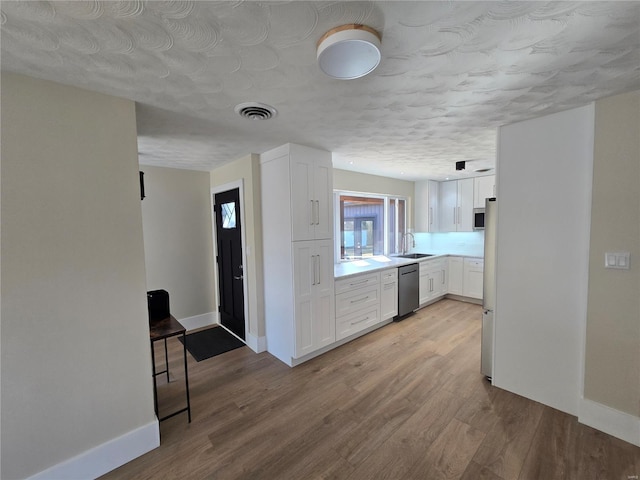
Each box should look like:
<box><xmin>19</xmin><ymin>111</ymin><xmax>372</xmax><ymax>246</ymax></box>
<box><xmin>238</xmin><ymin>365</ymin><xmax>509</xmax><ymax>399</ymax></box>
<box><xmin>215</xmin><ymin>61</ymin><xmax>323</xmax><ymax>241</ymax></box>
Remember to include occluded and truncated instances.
<box><xmin>317</xmin><ymin>24</ymin><xmax>382</xmax><ymax>80</ymax></box>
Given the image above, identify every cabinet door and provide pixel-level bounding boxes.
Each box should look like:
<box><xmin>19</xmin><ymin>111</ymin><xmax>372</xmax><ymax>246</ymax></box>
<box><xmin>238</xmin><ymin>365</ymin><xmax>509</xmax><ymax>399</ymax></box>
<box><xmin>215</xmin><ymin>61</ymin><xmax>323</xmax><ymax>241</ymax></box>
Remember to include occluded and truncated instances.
<box><xmin>293</xmin><ymin>242</ymin><xmax>315</xmax><ymax>356</ymax></box>
<box><xmin>474</xmin><ymin>175</ymin><xmax>496</xmax><ymax>208</ymax></box>
<box><xmin>414</xmin><ymin>180</ymin><xmax>430</xmax><ymax>232</ymax></box>
<box><xmin>448</xmin><ymin>256</ymin><xmax>464</xmax><ymax>295</ymax></box>
<box><xmin>463</xmin><ymin>258</ymin><xmax>484</xmax><ymax>299</ymax></box>
<box><xmin>439</xmin><ymin>180</ymin><xmax>458</xmax><ymax>232</ymax></box>
<box><xmin>380</xmin><ymin>270</ymin><xmax>398</xmax><ymax>320</ymax></box>
<box><xmin>313</xmin><ymin>158</ymin><xmax>333</xmax><ymax>240</ymax></box>
<box><xmin>291</xmin><ymin>155</ymin><xmax>333</xmax><ymax>241</ymax></box>
<box><xmin>428</xmin><ymin>180</ymin><xmax>439</xmax><ymax>232</ymax></box>
<box><xmin>419</xmin><ymin>271</ymin><xmax>430</xmax><ymax>305</ymax></box>
<box><xmin>313</xmin><ymin>239</ymin><xmax>335</xmax><ymax>348</ymax></box>
<box><xmin>293</xmin><ymin>240</ymin><xmax>335</xmax><ymax>358</ymax></box>
<box><xmin>291</xmin><ymin>157</ymin><xmax>314</xmax><ymax>241</ymax></box>
<box><xmin>435</xmin><ymin>262</ymin><xmax>448</xmax><ymax>297</ymax></box>
<box><xmin>457</xmin><ymin>178</ymin><xmax>474</xmax><ymax>232</ymax></box>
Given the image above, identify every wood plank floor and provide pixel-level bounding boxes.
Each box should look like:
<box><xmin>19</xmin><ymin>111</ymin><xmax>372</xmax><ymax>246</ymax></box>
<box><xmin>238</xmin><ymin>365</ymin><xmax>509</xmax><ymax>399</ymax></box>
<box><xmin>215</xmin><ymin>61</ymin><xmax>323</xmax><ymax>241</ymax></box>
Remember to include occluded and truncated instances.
<box><xmin>101</xmin><ymin>299</ymin><xmax>640</xmax><ymax>480</ymax></box>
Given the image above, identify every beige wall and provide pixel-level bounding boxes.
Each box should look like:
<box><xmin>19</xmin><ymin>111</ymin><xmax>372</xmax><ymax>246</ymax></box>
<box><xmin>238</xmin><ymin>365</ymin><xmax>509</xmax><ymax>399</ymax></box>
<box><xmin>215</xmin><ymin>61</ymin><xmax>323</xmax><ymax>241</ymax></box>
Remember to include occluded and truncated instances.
<box><xmin>584</xmin><ymin>91</ymin><xmax>640</xmax><ymax>416</ymax></box>
<box><xmin>210</xmin><ymin>154</ymin><xmax>265</xmax><ymax>339</ymax></box>
<box><xmin>333</xmin><ymin>168</ymin><xmax>415</xmax><ymax>228</ymax></box>
<box><xmin>140</xmin><ymin>166</ymin><xmax>216</xmax><ymax>320</ymax></box>
<box><xmin>1</xmin><ymin>74</ymin><xmax>156</xmax><ymax>478</ymax></box>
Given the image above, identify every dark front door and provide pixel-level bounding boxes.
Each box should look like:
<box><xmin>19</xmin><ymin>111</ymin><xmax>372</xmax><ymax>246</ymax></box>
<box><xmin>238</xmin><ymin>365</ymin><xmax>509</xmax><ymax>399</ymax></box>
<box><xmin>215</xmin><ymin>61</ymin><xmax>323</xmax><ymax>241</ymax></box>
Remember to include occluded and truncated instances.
<box><xmin>214</xmin><ymin>188</ymin><xmax>245</xmax><ymax>340</ymax></box>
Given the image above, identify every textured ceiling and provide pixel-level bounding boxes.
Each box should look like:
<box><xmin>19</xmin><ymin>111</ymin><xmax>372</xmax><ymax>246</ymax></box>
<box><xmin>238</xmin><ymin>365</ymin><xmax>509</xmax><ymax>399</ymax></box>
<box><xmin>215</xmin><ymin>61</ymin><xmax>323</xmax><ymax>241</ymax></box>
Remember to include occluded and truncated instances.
<box><xmin>2</xmin><ymin>1</ymin><xmax>639</xmax><ymax>181</ymax></box>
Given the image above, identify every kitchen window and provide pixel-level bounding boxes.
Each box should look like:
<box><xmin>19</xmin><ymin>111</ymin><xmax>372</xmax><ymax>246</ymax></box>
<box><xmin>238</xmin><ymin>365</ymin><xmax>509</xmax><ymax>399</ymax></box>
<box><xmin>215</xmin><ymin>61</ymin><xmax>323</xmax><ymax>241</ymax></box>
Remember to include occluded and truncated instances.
<box><xmin>335</xmin><ymin>192</ymin><xmax>406</xmax><ymax>261</ymax></box>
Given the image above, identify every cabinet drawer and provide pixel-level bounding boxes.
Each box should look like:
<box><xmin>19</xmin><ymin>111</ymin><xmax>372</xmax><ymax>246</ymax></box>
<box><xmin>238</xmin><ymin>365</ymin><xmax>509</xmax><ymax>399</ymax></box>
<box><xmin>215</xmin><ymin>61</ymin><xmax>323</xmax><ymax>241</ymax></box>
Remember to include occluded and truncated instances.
<box><xmin>420</xmin><ymin>258</ymin><xmax>445</xmax><ymax>272</ymax></box>
<box><xmin>335</xmin><ymin>286</ymin><xmax>379</xmax><ymax>318</ymax></box>
<box><xmin>464</xmin><ymin>258</ymin><xmax>484</xmax><ymax>270</ymax></box>
<box><xmin>381</xmin><ymin>268</ymin><xmax>398</xmax><ymax>282</ymax></box>
<box><xmin>336</xmin><ymin>306</ymin><xmax>380</xmax><ymax>340</ymax></box>
<box><xmin>335</xmin><ymin>272</ymin><xmax>380</xmax><ymax>294</ymax></box>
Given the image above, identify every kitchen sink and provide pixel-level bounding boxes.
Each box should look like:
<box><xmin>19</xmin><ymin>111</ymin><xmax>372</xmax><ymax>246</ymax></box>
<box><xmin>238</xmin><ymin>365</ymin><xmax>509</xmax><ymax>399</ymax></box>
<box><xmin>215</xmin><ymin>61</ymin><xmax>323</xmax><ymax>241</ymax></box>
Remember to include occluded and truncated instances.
<box><xmin>396</xmin><ymin>253</ymin><xmax>434</xmax><ymax>259</ymax></box>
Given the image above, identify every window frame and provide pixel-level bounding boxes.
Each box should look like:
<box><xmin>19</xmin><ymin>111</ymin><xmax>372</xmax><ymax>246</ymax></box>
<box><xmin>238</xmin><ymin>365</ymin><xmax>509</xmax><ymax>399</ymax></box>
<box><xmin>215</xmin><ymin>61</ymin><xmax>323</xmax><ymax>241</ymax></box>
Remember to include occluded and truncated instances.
<box><xmin>333</xmin><ymin>190</ymin><xmax>408</xmax><ymax>263</ymax></box>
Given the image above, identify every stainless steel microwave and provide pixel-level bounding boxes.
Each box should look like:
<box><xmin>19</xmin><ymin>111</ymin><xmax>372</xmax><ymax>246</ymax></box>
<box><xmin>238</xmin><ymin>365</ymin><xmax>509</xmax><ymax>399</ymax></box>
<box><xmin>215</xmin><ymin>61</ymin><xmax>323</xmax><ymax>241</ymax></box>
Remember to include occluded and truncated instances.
<box><xmin>473</xmin><ymin>208</ymin><xmax>485</xmax><ymax>230</ymax></box>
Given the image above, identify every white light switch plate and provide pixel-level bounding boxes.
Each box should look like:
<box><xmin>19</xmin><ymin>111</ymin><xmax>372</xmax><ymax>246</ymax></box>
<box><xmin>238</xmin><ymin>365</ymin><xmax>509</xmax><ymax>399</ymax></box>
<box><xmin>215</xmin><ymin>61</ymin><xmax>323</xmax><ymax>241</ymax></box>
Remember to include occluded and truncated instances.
<box><xmin>605</xmin><ymin>252</ymin><xmax>630</xmax><ymax>269</ymax></box>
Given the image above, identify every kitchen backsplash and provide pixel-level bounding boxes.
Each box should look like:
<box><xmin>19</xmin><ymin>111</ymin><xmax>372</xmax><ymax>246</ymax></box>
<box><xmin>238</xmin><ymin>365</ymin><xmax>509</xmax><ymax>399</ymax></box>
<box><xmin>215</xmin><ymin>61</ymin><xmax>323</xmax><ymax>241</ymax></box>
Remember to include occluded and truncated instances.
<box><xmin>412</xmin><ymin>231</ymin><xmax>485</xmax><ymax>257</ymax></box>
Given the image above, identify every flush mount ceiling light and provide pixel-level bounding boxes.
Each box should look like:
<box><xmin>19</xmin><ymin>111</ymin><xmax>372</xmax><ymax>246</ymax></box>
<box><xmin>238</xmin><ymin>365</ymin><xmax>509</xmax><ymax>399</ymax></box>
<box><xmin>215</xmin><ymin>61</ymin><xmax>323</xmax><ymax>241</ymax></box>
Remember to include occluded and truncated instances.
<box><xmin>317</xmin><ymin>24</ymin><xmax>382</xmax><ymax>80</ymax></box>
<box><xmin>235</xmin><ymin>102</ymin><xmax>277</xmax><ymax>120</ymax></box>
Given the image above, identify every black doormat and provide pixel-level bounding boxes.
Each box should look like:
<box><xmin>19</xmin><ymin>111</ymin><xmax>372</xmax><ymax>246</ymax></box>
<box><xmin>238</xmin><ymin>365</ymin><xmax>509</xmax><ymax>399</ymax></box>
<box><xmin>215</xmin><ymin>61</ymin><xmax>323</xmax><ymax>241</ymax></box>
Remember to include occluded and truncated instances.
<box><xmin>178</xmin><ymin>327</ymin><xmax>245</xmax><ymax>362</ymax></box>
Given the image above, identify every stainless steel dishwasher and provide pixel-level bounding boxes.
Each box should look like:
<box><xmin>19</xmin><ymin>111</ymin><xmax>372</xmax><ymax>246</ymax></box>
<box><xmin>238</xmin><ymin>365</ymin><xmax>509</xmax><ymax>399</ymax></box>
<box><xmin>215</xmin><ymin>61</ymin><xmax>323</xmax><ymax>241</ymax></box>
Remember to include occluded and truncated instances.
<box><xmin>396</xmin><ymin>263</ymin><xmax>419</xmax><ymax>320</ymax></box>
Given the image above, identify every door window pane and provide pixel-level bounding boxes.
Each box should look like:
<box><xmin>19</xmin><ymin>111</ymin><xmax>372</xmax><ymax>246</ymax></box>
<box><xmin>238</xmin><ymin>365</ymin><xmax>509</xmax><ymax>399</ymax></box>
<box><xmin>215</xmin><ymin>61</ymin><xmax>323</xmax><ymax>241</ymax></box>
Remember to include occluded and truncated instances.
<box><xmin>221</xmin><ymin>202</ymin><xmax>236</xmax><ymax>229</ymax></box>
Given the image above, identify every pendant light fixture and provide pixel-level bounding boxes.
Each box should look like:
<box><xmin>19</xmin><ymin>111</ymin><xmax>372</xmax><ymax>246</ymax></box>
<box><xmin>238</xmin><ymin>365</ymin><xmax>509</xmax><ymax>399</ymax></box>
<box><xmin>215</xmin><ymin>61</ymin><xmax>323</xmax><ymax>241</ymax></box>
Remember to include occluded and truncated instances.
<box><xmin>317</xmin><ymin>24</ymin><xmax>382</xmax><ymax>80</ymax></box>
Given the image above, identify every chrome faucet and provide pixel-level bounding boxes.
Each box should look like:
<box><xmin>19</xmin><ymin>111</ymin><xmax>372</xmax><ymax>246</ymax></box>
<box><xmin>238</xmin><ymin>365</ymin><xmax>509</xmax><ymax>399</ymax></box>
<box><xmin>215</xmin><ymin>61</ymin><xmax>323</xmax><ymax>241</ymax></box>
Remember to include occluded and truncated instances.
<box><xmin>401</xmin><ymin>232</ymin><xmax>415</xmax><ymax>254</ymax></box>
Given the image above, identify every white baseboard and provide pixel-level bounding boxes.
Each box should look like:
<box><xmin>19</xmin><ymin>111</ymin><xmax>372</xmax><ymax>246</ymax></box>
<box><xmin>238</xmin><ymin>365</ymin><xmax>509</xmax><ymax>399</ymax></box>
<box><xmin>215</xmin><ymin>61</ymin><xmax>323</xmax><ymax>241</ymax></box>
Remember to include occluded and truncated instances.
<box><xmin>27</xmin><ymin>420</ymin><xmax>159</xmax><ymax>480</ymax></box>
<box><xmin>579</xmin><ymin>398</ymin><xmax>640</xmax><ymax>446</ymax></box>
<box><xmin>247</xmin><ymin>332</ymin><xmax>267</xmax><ymax>353</ymax></box>
<box><xmin>178</xmin><ymin>311</ymin><xmax>216</xmax><ymax>332</ymax></box>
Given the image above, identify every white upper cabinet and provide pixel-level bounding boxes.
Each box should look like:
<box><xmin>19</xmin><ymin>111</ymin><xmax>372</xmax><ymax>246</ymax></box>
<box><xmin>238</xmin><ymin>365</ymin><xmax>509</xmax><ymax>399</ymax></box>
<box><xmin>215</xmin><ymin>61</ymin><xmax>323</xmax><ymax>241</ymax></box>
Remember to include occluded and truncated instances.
<box><xmin>290</xmin><ymin>147</ymin><xmax>333</xmax><ymax>241</ymax></box>
<box><xmin>439</xmin><ymin>178</ymin><xmax>473</xmax><ymax>232</ymax></box>
<box><xmin>415</xmin><ymin>180</ymin><xmax>439</xmax><ymax>232</ymax></box>
<box><xmin>473</xmin><ymin>175</ymin><xmax>496</xmax><ymax>208</ymax></box>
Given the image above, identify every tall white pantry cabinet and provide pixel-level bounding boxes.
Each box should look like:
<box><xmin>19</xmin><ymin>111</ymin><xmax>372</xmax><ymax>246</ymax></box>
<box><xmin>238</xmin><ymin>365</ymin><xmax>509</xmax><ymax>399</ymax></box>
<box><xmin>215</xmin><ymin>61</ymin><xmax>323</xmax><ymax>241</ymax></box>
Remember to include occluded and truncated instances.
<box><xmin>260</xmin><ymin>144</ymin><xmax>335</xmax><ymax>366</ymax></box>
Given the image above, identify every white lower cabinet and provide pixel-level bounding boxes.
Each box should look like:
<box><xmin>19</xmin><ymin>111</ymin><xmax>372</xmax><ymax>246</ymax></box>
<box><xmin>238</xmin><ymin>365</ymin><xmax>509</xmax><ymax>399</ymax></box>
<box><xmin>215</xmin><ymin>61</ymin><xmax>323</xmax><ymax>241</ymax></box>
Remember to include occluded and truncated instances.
<box><xmin>463</xmin><ymin>258</ymin><xmax>484</xmax><ymax>299</ymax></box>
<box><xmin>335</xmin><ymin>285</ymin><xmax>379</xmax><ymax>318</ymax></box>
<box><xmin>380</xmin><ymin>268</ymin><xmax>398</xmax><ymax>320</ymax></box>
<box><xmin>419</xmin><ymin>265</ymin><xmax>431</xmax><ymax>305</ymax></box>
<box><xmin>419</xmin><ymin>258</ymin><xmax>448</xmax><ymax>305</ymax></box>
<box><xmin>293</xmin><ymin>240</ymin><xmax>336</xmax><ymax>358</ymax></box>
<box><xmin>335</xmin><ymin>272</ymin><xmax>381</xmax><ymax>341</ymax></box>
<box><xmin>448</xmin><ymin>256</ymin><xmax>464</xmax><ymax>295</ymax></box>
<box><xmin>336</xmin><ymin>306</ymin><xmax>380</xmax><ymax>340</ymax></box>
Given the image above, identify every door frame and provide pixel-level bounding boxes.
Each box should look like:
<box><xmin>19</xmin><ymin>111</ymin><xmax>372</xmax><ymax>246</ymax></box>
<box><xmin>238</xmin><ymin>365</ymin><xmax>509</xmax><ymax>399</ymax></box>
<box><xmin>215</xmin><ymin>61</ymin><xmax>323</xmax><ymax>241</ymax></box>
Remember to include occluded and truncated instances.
<box><xmin>211</xmin><ymin>180</ymin><xmax>249</xmax><ymax>342</ymax></box>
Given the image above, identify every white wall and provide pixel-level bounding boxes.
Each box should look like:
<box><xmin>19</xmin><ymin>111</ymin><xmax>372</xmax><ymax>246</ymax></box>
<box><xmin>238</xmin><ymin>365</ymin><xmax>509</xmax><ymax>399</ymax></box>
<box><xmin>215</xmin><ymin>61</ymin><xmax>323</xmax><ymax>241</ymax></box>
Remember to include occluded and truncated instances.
<box><xmin>1</xmin><ymin>74</ymin><xmax>158</xmax><ymax>479</ymax></box>
<box><xmin>140</xmin><ymin>165</ymin><xmax>216</xmax><ymax>324</ymax></box>
<box><xmin>494</xmin><ymin>105</ymin><xmax>594</xmax><ymax>416</ymax></box>
<box><xmin>582</xmin><ymin>91</ymin><xmax>640</xmax><ymax>441</ymax></box>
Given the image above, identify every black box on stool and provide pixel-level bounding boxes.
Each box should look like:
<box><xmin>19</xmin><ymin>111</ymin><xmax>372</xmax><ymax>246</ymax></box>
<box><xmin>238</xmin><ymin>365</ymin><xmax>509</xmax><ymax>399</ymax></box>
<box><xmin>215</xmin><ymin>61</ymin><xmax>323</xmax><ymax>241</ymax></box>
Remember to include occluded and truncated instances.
<box><xmin>147</xmin><ymin>289</ymin><xmax>170</xmax><ymax>323</ymax></box>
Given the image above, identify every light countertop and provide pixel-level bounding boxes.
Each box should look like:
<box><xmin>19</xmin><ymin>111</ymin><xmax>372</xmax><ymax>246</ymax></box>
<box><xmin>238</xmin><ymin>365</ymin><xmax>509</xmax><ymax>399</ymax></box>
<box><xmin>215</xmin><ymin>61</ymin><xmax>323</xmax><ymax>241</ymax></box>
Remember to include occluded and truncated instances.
<box><xmin>334</xmin><ymin>254</ymin><xmax>447</xmax><ymax>279</ymax></box>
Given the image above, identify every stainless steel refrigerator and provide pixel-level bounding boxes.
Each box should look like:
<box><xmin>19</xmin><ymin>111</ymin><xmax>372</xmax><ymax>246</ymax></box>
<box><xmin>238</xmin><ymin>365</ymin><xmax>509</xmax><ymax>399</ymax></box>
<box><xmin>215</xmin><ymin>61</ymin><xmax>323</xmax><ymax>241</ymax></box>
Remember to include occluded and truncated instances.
<box><xmin>481</xmin><ymin>197</ymin><xmax>497</xmax><ymax>380</ymax></box>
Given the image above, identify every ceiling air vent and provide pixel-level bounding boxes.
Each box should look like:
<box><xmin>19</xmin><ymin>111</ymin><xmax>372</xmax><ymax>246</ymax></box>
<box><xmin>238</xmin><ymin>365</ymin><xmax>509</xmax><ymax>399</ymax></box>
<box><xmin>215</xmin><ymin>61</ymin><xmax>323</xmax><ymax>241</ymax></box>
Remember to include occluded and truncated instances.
<box><xmin>235</xmin><ymin>102</ymin><xmax>277</xmax><ymax>120</ymax></box>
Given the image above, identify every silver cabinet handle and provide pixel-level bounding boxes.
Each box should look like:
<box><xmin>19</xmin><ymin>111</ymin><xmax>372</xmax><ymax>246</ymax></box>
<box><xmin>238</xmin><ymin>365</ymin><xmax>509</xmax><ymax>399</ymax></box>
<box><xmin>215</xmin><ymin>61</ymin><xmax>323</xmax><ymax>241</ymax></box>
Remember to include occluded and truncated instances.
<box><xmin>457</xmin><ymin>206</ymin><xmax>461</xmax><ymax>225</ymax></box>
<box><xmin>310</xmin><ymin>200</ymin><xmax>315</xmax><ymax>225</ymax></box>
<box><xmin>430</xmin><ymin>207</ymin><xmax>433</xmax><ymax>225</ymax></box>
<box><xmin>350</xmin><ymin>296</ymin><xmax>369</xmax><ymax>304</ymax></box>
<box><xmin>351</xmin><ymin>316</ymin><xmax>370</xmax><ymax>326</ymax></box>
<box><xmin>315</xmin><ymin>200</ymin><xmax>320</xmax><ymax>225</ymax></box>
<box><xmin>316</xmin><ymin>254</ymin><xmax>321</xmax><ymax>285</ymax></box>
<box><xmin>234</xmin><ymin>275</ymin><xmax>243</xmax><ymax>280</ymax></box>
<box><xmin>311</xmin><ymin>255</ymin><xmax>317</xmax><ymax>285</ymax></box>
